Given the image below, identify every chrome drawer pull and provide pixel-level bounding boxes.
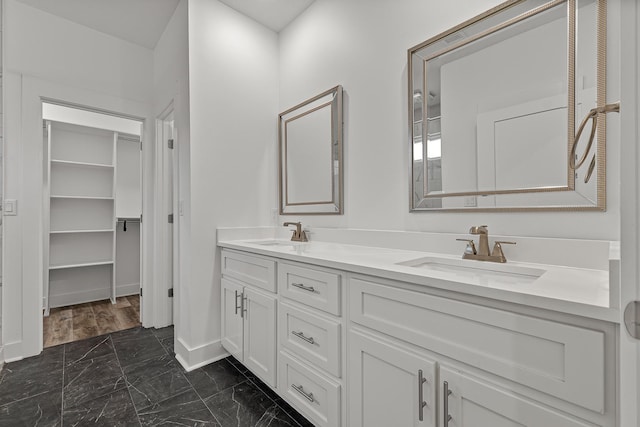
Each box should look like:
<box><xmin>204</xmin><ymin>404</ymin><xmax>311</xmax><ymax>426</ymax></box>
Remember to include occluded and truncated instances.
<box><xmin>418</xmin><ymin>369</ymin><xmax>427</xmax><ymax>421</ymax></box>
<box><xmin>291</xmin><ymin>282</ymin><xmax>316</xmax><ymax>293</ymax></box>
<box><xmin>292</xmin><ymin>384</ymin><xmax>315</xmax><ymax>403</ymax></box>
<box><xmin>292</xmin><ymin>330</ymin><xmax>316</xmax><ymax>345</ymax></box>
<box><xmin>444</xmin><ymin>381</ymin><xmax>452</xmax><ymax>427</ymax></box>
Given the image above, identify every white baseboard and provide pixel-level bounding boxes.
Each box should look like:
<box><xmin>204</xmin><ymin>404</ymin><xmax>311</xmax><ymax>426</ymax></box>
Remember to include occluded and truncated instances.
<box><xmin>49</xmin><ymin>288</ymin><xmax>111</xmax><ymax>309</ymax></box>
<box><xmin>174</xmin><ymin>337</ymin><xmax>229</xmax><ymax>372</ymax></box>
<box><xmin>48</xmin><ymin>283</ymin><xmax>139</xmax><ymax>308</ymax></box>
<box><xmin>2</xmin><ymin>341</ymin><xmax>25</xmax><ymax>363</ymax></box>
<box><xmin>116</xmin><ymin>283</ymin><xmax>140</xmax><ymax>297</ymax></box>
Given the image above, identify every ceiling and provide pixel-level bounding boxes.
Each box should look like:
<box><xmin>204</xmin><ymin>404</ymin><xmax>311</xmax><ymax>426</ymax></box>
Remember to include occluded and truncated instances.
<box><xmin>15</xmin><ymin>0</ymin><xmax>181</xmax><ymax>49</ymax></box>
<box><xmin>15</xmin><ymin>0</ymin><xmax>314</xmax><ymax>50</ymax></box>
<box><xmin>217</xmin><ymin>0</ymin><xmax>315</xmax><ymax>32</ymax></box>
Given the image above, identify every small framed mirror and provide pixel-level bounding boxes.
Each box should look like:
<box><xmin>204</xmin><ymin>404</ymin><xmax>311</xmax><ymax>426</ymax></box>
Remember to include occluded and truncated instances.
<box><xmin>279</xmin><ymin>85</ymin><xmax>343</xmax><ymax>215</ymax></box>
<box><xmin>409</xmin><ymin>0</ymin><xmax>607</xmax><ymax>211</ymax></box>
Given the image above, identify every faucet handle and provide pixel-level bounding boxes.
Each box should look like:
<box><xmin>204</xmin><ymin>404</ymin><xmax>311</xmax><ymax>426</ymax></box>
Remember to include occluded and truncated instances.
<box><xmin>491</xmin><ymin>241</ymin><xmax>516</xmax><ymax>262</ymax></box>
<box><xmin>456</xmin><ymin>238</ymin><xmax>477</xmax><ymax>255</ymax></box>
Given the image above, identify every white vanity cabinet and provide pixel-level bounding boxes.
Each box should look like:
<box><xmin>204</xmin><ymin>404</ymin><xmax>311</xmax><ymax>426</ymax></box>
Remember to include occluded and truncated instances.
<box><xmin>349</xmin><ymin>328</ymin><xmax>437</xmax><ymax>427</ymax></box>
<box><xmin>277</xmin><ymin>261</ymin><xmax>344</xmax><ymax>427</ymax></box>
<box><xmin>221</xmin><ymin>250</ymin><xmax>277</xmax><ymax>387</ymax></box>
<box><xmin>348</xmin><ymin>327</ymin><xmax>596</xmax><ymax>427</ymax></box>
<box><xmin>218</xmin><ymin>243</ymin><xmax>616</xmax><ymax>427</ymax></box>
<box><xmin>348</xmin><ymin>274</ymin><xmax>616</xmax><ymax>427</ymax></box>
<box><xmin>438</xmin><ymin>367</ymin><xmax>600</xmax><ymax>427</ymax></box>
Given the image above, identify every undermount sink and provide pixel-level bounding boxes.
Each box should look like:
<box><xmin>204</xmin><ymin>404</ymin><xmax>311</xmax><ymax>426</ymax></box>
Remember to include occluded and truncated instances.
<box><xmin>396</xmin><ymin>256</ymin><xmax>545</xmax><ymax>285</ymax></box>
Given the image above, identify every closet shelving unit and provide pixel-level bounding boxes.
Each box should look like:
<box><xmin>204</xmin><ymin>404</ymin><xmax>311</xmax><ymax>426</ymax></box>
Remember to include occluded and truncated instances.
<box><xmin>44</xmin><ymin>121</ymin><xmax>120</xmax><ymax>315</ymax></box>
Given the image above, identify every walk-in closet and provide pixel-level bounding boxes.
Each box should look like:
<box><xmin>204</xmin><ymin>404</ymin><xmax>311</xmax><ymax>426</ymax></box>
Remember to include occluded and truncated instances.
<box><xmin>42</xmin><ymin>104</ymin><xmax>143</xmax><ymax>347</ymax></box>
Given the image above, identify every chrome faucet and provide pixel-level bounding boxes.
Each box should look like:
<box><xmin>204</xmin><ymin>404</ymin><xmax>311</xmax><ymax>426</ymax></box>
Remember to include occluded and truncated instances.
<box><xmin>283</xmin><ymin>221</ymin><xmax>308</xmax><ymax>242</ymax></box>
<box><xmin>456</xmin><ymin>225</ymin><xmax>515</xmax><ymax>263</ymax></box>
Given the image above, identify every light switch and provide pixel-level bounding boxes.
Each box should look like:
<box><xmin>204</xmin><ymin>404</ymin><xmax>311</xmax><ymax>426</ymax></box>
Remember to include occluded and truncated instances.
<box><xmin>3</xmin><ymin>199</ymin><xmax>17</xmax><ymax>216</ymax></box>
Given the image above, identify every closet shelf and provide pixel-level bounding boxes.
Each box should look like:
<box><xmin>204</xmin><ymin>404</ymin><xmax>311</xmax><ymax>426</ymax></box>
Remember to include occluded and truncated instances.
<box><xmin>50</xmin><ymin>195</ymin><xmax>114</xmax><ymax>200</ymax></box>
<box><xmin>51</xmin><ymin>159</ymin><xmax>114</xmax><ymax>169</ymax></box>
<box><xmin>50</xmin><ymin>229</ymin><xmax>115</xmax><ymax>234</ymax></box>
<box><xmin>49</xmin><ymin>260</ymin><xmax>114</xmax><ymax>270</ymax></box>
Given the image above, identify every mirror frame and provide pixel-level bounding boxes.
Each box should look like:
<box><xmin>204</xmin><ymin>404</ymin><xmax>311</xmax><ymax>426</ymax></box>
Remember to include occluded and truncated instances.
<box><xmin>279</xmin><ymin>85</ymin><xmax>344</xmax><ymax>215</ymax></box>
<box><xmin>408</xmin><ymin>0</ymin><xmax>608</xmax><ymax>212</ymax></box>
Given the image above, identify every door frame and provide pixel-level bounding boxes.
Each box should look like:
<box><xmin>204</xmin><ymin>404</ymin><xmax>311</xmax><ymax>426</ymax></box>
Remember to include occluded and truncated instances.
<box><xmin>618</xmin><ymin>0</ymin><xmax>640</xmax><ymax>425</ymax></box>
<box><xmin>153</xmin><ymin>102</ymin><xmax>179</xmax><ymax>328</ymax></box>
<box><xmin>2</xmin><ymin>74</ymin><xmax>155</xmax><ymax>360</ymax></box>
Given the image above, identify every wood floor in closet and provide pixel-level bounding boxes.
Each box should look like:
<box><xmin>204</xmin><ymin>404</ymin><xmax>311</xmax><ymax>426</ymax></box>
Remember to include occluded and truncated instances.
<box><xmin>43</xmin><ymin>295</ymin><xmax>141</xmax><ymax>348</ymax></box>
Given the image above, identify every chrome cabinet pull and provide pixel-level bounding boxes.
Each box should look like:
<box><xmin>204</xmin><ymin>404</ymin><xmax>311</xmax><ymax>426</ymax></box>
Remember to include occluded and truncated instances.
<box><xmin>292</xmin><ymin>384</ymin><xmax>315</xmax><ymax>403</ymax></box>
<box><xmin>291</xmin><ymin>282</ymin><xmax>316</xmax><ymax>293</ymax></box>
<box><xmin>292</xmin><ymin>330</ymin><xmax>315</xmax><ymax>345</ymax></box>
<box><xmin>241</xmin><ymin>293</ymin><xmax>247</xmax><ymax>318</ymax></box>
<box><xmin>444</xmin><ymin>381</ymin><xmax>452</xmax><ymax>427</ymax></box>
<box><xmin>234</xmin><ymin>290</ymin><xmax>242</xmax><ymax>315</ymax></box>
<box><xmin>418</xmin><ymin>369</ymin><xmax>427</xmax><ymax>421</ymax></box>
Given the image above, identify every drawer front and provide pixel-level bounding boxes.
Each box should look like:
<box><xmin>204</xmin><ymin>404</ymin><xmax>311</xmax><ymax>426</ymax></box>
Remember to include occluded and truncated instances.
<box><xmin>279</xmin><ymin>301</ymin><xmax>341</xmax><ymax>377</ymax></box>
<box><xmin>221</xmin><ymin>250</ymin><xmax>276</xmax><ymax>292</ymax></box>
<box><xmin>279</xmin><ymin>262</ymin><xmax>341</xmax><ymax>316</ymax></box>
<box><xmin>279</xmin><ymin>351</ymin><xmax>341</xmax><ymax>427</ymax></box>
<box><xmin>349</xmin><ymin>276</ymin><xmax>606</xmax><ymax>413</ymax></box>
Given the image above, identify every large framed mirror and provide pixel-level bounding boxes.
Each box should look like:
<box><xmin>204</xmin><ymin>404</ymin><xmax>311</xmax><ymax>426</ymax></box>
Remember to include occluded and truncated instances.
<box><xmin>409</xmin><ymin>0</ymin><xmax>608</xmax><ymax>211</ymax></box>
<box><xmin>279</xmin><ymin>85</ymin><xmax>343</xmax><ymax>215</ymax></box>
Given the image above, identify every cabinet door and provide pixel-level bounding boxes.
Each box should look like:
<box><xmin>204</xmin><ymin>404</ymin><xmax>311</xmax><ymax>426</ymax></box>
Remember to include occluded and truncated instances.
<box><xmin>349</xmin><ymin>329</ymin><xmax>437</xmax><ymax>427</ymax></box>
<box><xmin>243</xmin><ymin>287</ymin><xmax>277</xmax><ymax>387</ymax></box>
<box><xmin>221</xmin><ymin>278</ymin><xmax>243</xmax><ymax>360</ymax></box>
<box><xmin>440</xmin><ymin>367</ymin><xmax>597</xmax><ymax>427</ymax></box>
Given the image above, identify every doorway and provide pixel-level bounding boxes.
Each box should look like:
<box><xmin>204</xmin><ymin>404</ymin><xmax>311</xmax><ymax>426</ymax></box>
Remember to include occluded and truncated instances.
<box><xmin>41</xmin><ymin>102</ymin><xmax>144</xmax><ymax>347</ymax></box>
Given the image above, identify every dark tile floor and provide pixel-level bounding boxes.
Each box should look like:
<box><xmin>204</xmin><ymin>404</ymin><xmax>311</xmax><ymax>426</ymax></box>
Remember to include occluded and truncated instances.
<box><xmin>0</xmin><ymin>326</ymin><xmax>314</xmax><ymax>427</ymax></box>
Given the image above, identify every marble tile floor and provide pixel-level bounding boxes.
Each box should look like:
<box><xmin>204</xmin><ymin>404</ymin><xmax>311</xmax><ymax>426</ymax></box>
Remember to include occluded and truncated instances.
<box><xmin>0</xmin><ymin>326</ymin><xmax>314</xmax><ymax>427</ymax></box>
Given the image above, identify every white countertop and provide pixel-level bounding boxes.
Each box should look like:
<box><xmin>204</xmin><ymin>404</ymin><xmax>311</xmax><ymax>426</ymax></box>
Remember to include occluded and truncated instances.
<box><xmin>218</xmin><ymin>232</ymin><xmax>619</xmax><ymax>323</ymax></box>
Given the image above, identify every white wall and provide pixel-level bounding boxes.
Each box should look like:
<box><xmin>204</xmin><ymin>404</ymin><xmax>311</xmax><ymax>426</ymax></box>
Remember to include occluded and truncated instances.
<box><xmin>3</xmin><ymin>0</ymin><xmax>154</xmax><ymax>360</ymax></box>
<box><xmin>153</xmin><ymin>0</ymin><xmax>190</xmax><ymax>345</ymax></box>
<box><xmin>0</xmin><ymin>0</ymin><xmax>5</xmax><ymax>363</ymax></box>
<box><xmin>5</xmin><ymin>1</ymin><xmax>152</xmax><ymax>102</ymax></box>
<box><xmin>179</xmin><ymin>0</ymin><xmax>278</xmax><ymax>367</ymax></box>
<box><xmin>278</xmin><ymin>0</ymin><xmax>621</xmax><ymax>241</ymax></box>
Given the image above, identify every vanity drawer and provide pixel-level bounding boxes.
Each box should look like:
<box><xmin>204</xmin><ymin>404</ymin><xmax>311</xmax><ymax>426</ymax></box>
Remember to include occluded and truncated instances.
<box><xmin>349</xmin><ymin>276</ymin><xmax>606</xmax><ymax>413</ymax></box>
<box><xmin>279</xmin><ymin>351</ymin><xmax>341</xmax><ymax>427</ymax></box>
<box><xmin>278</xmin><ymin>262</ymin><xmax>341</xmax><ymax>316</ymax></box>
<box><xmin>221</xmin><ymin>249</ymin><xmax>276</xmax><ymax>292</ymax></box>
<box><xmin>279</xmin><ymin>301</ymin><xmax>341</xmax><ymax>377</ymax></box>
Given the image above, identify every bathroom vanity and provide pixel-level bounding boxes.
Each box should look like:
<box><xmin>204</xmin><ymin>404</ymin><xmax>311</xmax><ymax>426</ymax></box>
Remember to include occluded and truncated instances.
<box><xmin>218</xmin><ymin>227</ymin><xmax>618</xmax><ymax>427</ymax></box>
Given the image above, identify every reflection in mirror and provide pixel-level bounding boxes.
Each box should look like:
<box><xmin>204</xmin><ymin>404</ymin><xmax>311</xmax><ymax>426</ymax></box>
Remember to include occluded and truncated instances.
<box><xmin>409</xmin><ymin>0</ymin><xmax>605</xmax><ymax>211</ymax></box>
<box><xmin>279</xmin><ymin>86</ymin><xmax>343</xmax><ymax>214</ymax></box>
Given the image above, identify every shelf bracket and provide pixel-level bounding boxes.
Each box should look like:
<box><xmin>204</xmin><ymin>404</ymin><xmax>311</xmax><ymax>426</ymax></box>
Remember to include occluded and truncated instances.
<box><xmin>168</xmin><ymin>288</ymin><xmax>174</xmax><ymax>298</ymax></box>
<box><xmin>168</xmin><ymin>138</ymin><xmax>174</xmax><ymax>149</ymax></box>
